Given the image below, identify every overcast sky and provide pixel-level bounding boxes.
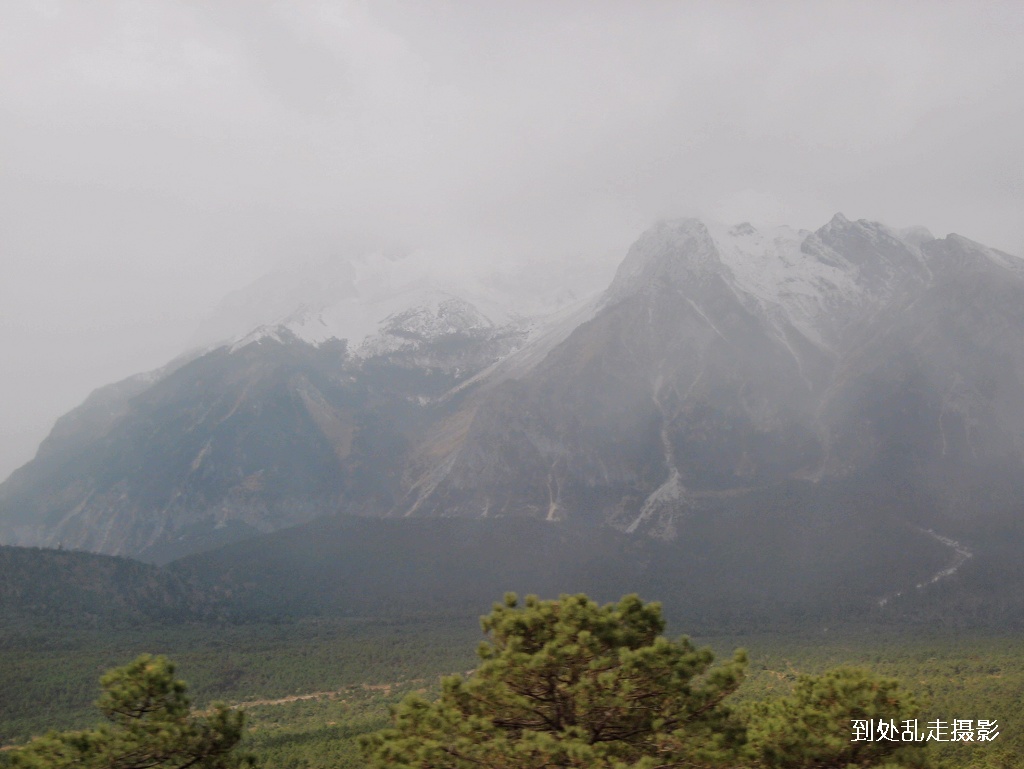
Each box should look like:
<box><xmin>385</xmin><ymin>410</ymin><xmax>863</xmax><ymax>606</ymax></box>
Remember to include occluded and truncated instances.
<box><xmin>2</xmin><ymin>0</ymin><xmax>1023</xmax><ymax>480</ymax></box>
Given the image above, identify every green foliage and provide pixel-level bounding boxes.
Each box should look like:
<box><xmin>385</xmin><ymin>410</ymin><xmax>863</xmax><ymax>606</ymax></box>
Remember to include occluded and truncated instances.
<box><xmin>362</xmin><ymin>594</ymin><xmax>946</xmax><ymax>769</ymax></box>
<box><xmin>8</xmin><ymin>655</ymin><xmax>252</xmax><ymax>769</ymax></box>
<box><xmin>0</xmin><ymin>546</ymin><xmax>209</xmax><ymax>630</ymax></box>
<box><xmin>4</xmin><ymin>604</ymin><xmax>1019</xmax><ymax>768</ymax></box>
<box><xmin>747</xmin><ymin>666</ymin><xmax>930</xmax><ymax>768</ymax></box>
<box><xmin>361</xmin><ymin>593</ymin><xmax>748</xmax><ymax>769</ymax></box>
<box><xmin>732</xmin><ymin>630</ymin><xmax>1020</xmax><ymax>769</ymax></box>
<box><xmin>0</xmin><ymin>617</ymin><xmax>479</xmax><ymax>743</ymax></box>
<box><xmin>241</xmin><ymin>683</ymin><xmax>423</xmax><ymax>769</ymax></box>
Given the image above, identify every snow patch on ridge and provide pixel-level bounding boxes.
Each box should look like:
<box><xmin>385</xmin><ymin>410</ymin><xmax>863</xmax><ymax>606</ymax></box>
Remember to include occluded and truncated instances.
<box><xmin>702</xmin><ymin>220</ymin><xmax>861</xmax><ymax>347</ymax></box>
<box><xmin>439</xmin><ymin>293</ymin><xmax>602</xmax><ymax>398</ymax></box>
<box><xmin>606</xmin><ymin>214</ymin><xmax>969</xmax><ymax>356</ymax></box>
<box><xmin>203</xmin><ymin>246</ymin><xmax>599</xmax><ymax>358</ymax></box>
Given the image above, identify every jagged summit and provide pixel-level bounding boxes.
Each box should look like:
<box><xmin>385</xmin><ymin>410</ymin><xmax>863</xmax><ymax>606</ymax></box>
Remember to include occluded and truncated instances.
<box><xmin>897</xmin><ymin>225</ymin><xmax>936</xmax><ymax>250</ymax></box>
<box><xmin>602</xmin><ymin>213</ymin><xmax>1024</xmax><ymax>354</ymax></box>
<box><xmin>602</xmin><ymin>218</ymin><xmax>722</xmax><ymax>305</ymax></box>
<box><xmin>729</xmin><ymin>222</ymin><xmax>757</xmax><ymax>237</ymax></box>
<box><xmin>229</xmin><ymin>286</ymin><xmax>519</xmax><ymax>356</ymax></box>
<box><xmin>600</xmin><ymin>214</ymin><xmax>919</xmax><ymax>349</ymax></box>
<box><xmin>220</xmin><ymin>214</ymin><xmax>1013</xmax><ymax>363</ymax></box>
<box><xmin>356</xmin><ymin>293</ymin><xmax>520</xmax><ymax>360</ymax></box>
<box><xmin>199</xmin><ymin>246</ymin><xmax>599</xmax><ymax>364</ymax></box>
<box><xmin>814</xmin><ymin>212</ymin><xmax>927</xmax><ymax>288</ymax></box>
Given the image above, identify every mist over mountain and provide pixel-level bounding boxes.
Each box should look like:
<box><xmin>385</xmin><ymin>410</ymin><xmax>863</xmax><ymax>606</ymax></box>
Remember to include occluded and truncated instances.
<box><xmin>2</xmin><ymin>213</ymin><xmax>1023</xmax><ymax>617</ymax></box>
<box><xmin>399</xmin><ymin>216</ymin><xmax>1024</xmax><ymax>538</ymax></box>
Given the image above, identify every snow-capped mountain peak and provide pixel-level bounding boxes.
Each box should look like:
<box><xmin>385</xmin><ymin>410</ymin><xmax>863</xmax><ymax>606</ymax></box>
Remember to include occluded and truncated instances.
<box><xmin>602</xmin><ymin>218</ymin><xmax>721</xmax><ymax>305</ymax></box>
<box><xmin>599</xmin><ymin>214</ymin><xmax>950</xmax><ymax>350</ymax></box>
<box><xmin>198</xmin><ymin>244</ymin><xmax>605</xmax><ymax>360</ymax></box>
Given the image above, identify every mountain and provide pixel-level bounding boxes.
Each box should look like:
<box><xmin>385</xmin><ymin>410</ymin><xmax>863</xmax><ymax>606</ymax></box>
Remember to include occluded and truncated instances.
<box><xmin>2</xmin><ymin>213</ymin><xmax>1024</xmax><ymax>619</ymax></box>
<box><xmin>400</xmin><ymin>217</ymin><xmax>1024</xmax><ymax>536</ymax></box>
<box><xmin>0</xmin><ymin>288</ymin><xmax>539</xmax><ymax>562</ymax></box>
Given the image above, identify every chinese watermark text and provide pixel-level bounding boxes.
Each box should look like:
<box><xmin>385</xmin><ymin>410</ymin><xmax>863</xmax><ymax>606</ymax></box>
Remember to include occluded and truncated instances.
<box><xmin>852</xmin><ymin>719</ymin><xmax>998</xmax><ymax>742</ymax></box>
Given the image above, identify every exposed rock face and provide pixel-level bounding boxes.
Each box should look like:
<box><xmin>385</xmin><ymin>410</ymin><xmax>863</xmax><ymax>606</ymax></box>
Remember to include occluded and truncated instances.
<box><xmin>398</xmin><ymin>216</ymin><xmax>1024</xmax><ymax>551</ymax></box>
<box><xmin>0</xmin><ymin>296</ymin><xmax>529</xmax><ymax>561</ymax></box>
<box><xmin>2</xmin><ymin>214</ymin><xmax>1024</xmax><ymax>578</ymax></box>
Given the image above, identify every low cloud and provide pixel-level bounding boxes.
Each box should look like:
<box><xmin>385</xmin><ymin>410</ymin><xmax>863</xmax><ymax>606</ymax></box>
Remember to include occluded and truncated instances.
<box><xmin>1</xmin><ymin>0</ymin><xmax>1022</xmax><ymax>477</ymax></box>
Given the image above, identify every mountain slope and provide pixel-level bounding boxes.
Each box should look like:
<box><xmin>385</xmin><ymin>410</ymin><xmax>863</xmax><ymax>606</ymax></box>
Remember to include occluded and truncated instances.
<box><xmin>397</xmin><ymin>217</ymin><xmax>920</xmax><ymax>520</ymax></box>
<box><xmin>0</xmin><ymin>294</ymin><xmax>532</xmax><ymax>561</ymax></box>
<box><xmin>0</xmin><ymin>545</ymin><xmax>211</xmax><ymax>628</ymax></box>
<box><xmin>167</xmin><ymin>512</ymin><xmax>949</xmax><ymax>627</ymax></box>
<box><xmin>394</xmin><ymin>217</ymin><xmax>1024</xmax><ymax>581</ymax></box>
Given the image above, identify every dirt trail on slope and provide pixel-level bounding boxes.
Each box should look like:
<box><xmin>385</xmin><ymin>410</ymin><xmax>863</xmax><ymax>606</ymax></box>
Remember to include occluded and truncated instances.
<box><xmin>2</xmin><ymin>673</ymin><xmax>479</xmax><ymax>750</ymax></box>
<box><xmin>224</xmin><ymin>680</ymin><xmax>416</xmax><ymax>709</ymax></box>
<box><xmin>224</xmin><ymin>671</ymin><xmax>474</xmax><ymax>711</ymax></box>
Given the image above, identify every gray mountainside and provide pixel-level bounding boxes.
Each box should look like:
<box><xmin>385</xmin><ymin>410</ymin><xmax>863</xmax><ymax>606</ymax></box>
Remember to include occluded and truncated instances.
<box><xmin>2</xmin><ymin>214</ymin><xmax>1024</xmax><ymax>590</ymax></box>
<box><xmin>403</xmin><ymin>217</ymin><xmax>1024</xmax><ymax>543</ymax></box>
<box><xmin>0</xmin><ymin>297</ymin><xmax>527</xmax><ymax>561</ymax></box>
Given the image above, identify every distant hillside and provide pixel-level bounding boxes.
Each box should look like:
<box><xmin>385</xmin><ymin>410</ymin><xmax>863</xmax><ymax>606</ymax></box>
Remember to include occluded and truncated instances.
<box><xmin>168</xmin><ymin>510</ymin><xmax>951</xmax><ymax>630</ymax></box>
<box><xmin>0</xmin><ymin>546</ymin><xmax>215</xmax><ymax>629</ymax></box>
<box><xmin>5</xmin><ymin>508</ymin><xmax>1021</xmax><ymax>635</ymax></box>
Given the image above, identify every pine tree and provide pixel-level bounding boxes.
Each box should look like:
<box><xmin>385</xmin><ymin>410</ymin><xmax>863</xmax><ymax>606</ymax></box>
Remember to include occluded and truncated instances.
<box><xmin>360</xmin><ymin>592</ymin><xmax>748</xmax><ymax>769</ymax></box>
<box><xmin>747</xmin><ymin>666</ymin><xmax>931</xmax><ymax>769</ymax></box>
<box><xmin>10</xmin><ymin>654</ymin><xmax>252</xmax><ymax>769</ymax></box>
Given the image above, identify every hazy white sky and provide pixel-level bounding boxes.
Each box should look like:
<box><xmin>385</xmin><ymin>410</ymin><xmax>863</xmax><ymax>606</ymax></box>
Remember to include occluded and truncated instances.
<box><xmin>2</xmin><ymin>0</ymin><xmax>1023</xmax><ymax>479</ymax></box>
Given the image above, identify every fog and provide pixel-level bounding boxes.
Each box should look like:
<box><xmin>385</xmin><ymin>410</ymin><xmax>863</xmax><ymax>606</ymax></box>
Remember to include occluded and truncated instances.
<box><xmin>2</xmin><ymin>0</ymin><xmax>1023</xmax><ymax>480</ymax></box>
